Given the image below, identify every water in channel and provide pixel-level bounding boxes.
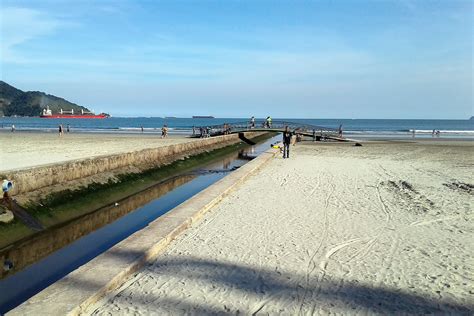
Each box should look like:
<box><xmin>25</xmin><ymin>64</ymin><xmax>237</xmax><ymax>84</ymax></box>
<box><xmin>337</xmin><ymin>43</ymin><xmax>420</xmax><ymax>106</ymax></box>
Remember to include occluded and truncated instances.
<box><xmin>0</xmin><ymin>135</ymin><xmax>279</xmax><ymax>313</ymax></box>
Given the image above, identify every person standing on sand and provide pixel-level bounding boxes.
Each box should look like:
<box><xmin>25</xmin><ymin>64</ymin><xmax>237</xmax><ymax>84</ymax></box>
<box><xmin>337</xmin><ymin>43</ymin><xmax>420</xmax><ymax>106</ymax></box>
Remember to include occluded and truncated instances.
<box><xmin>11</xmin><ymin>124</ymin><xmax>15</xmax><ymax>132</ymax></box>
<box><xmin>282</xmin><ymin>126</ymin><xmax>293</xmax><ymax>159</ymax></box>
<box><xmin>161</xmin><ymin>125</ymin><xmax>168</xmax><ymax>138</ymax></box>
<box><xmin>338</xmin><ymin>124</ymin><xmax>343</xmax><ymax>138</ymax></box>
<box><xmin>58</xmin><ymin>124</ymin><xmax>63</xmax><ymax>137</ymax></box>
<box><xmin>250</xmin><ymin>116</ymin><xmax>255</xmax><ymax>128</ymax></box>
<box><xmin>67</xmin><ymin>124</ymin><xmax>70</xmax><ymax>133</ymax></box>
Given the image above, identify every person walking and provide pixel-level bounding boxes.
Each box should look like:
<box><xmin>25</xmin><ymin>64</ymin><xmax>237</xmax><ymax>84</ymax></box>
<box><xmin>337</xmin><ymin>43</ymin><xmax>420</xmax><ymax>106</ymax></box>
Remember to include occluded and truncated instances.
<box><xmin>11</xmin><ymin>124</ymin><xmax>15</xmax><ymax>132</ymax></box>
<box><xmin>58</xmin><ymin>124</ymin><xmax>63</xmax><ymax>137</ymax></box>
<box><xmin>338</xmin><ymin>124</ymin><xmax>343</xmax><ymax>138</ymax></box>
<box><xmin>282</xmin><ymin>126</ymin><xmax>293</xmax><ymax>159</ymax></box>
<box><xmin>250</xmin><ymin>116</ymin><xmax>255</xmax><ymax>129</ymax></box>
<box><xmin>161</xmin><ymin>125</ymin><xmax>168</xmax><ymax>138</ymax></box>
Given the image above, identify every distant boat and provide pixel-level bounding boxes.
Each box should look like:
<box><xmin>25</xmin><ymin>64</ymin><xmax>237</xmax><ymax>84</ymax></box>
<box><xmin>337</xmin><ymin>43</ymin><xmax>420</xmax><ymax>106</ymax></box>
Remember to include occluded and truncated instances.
<box><xmin>192</xmin><ymin>115</ymin><xmax>214</xmax><ymax>119</ymax></box>
<box><xmin>40</xmin><ymin>106</ymin><xmax>109</xmax><ymax>119</ymax></box>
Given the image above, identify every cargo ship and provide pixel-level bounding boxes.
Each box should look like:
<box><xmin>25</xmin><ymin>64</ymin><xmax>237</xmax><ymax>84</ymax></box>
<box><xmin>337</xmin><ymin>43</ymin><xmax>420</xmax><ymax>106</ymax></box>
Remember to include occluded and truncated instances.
<box><xmin>40</xmin><ymin>106</ymin><xmax>109</xmax><ymax>119</ymax></box>
<box><xmin>192</xmin><ymin>115</ymin><xmax>214</xmax><ymax>119</ymax></box>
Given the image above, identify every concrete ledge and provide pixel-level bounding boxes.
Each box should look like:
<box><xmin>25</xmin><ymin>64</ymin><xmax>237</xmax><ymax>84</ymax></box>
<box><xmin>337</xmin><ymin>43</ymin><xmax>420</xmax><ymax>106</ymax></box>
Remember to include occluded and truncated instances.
<box><xmin>1</xmin><ymin>132</ymin><xmax>266</xmax><ymax>197</ymax></box>
<box><xmin>9</xmin><ymin>146</ymin><xmax>279</xmax><ymax>316</ymax></box>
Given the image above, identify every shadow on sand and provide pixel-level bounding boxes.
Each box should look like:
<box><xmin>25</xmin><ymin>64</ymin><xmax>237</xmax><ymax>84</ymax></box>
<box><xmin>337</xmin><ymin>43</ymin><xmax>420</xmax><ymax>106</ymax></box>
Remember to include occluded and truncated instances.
<box><xmin>77</xmin><ymin>250</ymin><xmax>473</xmax><ymax>315</ymax></box>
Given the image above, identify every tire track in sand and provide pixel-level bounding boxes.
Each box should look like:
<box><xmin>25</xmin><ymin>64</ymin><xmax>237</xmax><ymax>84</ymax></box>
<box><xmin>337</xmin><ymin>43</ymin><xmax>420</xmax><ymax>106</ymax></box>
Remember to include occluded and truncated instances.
<box><xmin>297</xmin><ymin>173</ymin><xmax>333</xmax><ymax>315</ymax></box>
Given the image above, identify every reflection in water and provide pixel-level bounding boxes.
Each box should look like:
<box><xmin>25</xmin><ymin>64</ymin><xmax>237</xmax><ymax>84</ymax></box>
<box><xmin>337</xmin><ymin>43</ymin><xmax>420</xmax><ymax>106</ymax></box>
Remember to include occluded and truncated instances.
<box><xmin>0</xmin><ymin>174</ymin><xmax>196</xmax><ymax>280</ymax></box>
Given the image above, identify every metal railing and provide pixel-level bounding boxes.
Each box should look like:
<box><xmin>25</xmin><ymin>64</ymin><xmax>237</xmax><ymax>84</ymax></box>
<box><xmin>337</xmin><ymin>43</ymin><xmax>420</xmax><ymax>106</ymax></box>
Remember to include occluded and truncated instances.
<box><xmin>192</xmin><ymin>120</ymin><xmax>340</xmax><ymax>138</ymax></box>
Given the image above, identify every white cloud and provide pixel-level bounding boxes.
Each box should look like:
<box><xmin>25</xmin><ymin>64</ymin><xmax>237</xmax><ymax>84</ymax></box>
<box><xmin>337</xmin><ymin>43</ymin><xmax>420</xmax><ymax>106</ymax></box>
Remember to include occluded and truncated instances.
<box><xmin>0</xmin><ymin>7</ymin><xmax>62</xmax><ymax>62</ymax></box>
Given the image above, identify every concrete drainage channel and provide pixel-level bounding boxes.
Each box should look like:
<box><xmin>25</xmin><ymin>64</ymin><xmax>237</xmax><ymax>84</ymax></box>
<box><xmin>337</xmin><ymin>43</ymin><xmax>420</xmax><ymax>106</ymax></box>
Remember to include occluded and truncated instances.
<box><xmin>1</xmin><ymin>135</ymin><xmax>280</xmax><ymax>315</ymax></box>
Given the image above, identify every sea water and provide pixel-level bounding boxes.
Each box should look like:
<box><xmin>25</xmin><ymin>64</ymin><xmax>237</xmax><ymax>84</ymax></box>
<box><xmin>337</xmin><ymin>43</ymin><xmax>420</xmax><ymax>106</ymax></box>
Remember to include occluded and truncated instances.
<box><xmin>1</xmin><ymin>117</ymin><xmax>473</xmax><ymax>139</ymax></box>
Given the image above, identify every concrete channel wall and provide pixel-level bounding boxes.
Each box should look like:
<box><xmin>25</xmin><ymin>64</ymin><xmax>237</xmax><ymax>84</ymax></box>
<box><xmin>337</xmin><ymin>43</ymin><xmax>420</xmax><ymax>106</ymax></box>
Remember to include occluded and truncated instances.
<box><xmin>9</xmin><ymin>142</ymin><xmax>280</xmax><ymax>316</ymax></box>
<box><xmin>1</xmin><ymin>132</ymin><xmax>266</xmax><ymax>197</ymax></box>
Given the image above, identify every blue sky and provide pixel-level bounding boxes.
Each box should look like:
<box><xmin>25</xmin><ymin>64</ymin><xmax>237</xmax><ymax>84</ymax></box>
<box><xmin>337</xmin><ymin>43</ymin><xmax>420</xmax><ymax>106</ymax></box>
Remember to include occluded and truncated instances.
<box><xmin>1</xmin><ymin>0</ymin><xmax>472</xmax><ymax>118</ymax></box>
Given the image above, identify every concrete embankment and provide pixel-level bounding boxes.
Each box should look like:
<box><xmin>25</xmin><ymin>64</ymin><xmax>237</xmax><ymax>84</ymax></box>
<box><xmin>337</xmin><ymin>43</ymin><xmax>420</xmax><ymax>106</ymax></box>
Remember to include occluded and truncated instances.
<box><xmin>9</xmin><ymin>143</ymin><xmax>279</xmax><ymax>316</ymax></box>
<box><xmin>1</xmin><ymin>132</ymin><xmax>266</xmax><ymax>201</ymax></box>
<box><xmin>0</xmin><ymin>175</ymin><xmax>195</xmax><ymax>280</ymax></box>
<box><xmin>0</xmin><ymin>132</ymin><xmax>268</xmax><ymax>279</ymax></box>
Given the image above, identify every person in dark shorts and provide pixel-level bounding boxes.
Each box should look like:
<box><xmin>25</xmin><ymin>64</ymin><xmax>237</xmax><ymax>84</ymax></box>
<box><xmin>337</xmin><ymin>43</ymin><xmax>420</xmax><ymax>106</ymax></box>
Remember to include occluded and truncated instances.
<box><xmin>282</xmin><ymin>126</ymin><xmax>293</xmax><ymax>159</ymax></box>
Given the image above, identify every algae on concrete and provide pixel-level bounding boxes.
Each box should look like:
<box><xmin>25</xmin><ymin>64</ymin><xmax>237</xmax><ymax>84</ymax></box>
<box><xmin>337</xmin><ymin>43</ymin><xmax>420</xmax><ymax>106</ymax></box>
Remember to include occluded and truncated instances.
<box><xmin>0</xmin><ymin>133</ymin><xmax>273</xmax><ymax>250</ymax></box>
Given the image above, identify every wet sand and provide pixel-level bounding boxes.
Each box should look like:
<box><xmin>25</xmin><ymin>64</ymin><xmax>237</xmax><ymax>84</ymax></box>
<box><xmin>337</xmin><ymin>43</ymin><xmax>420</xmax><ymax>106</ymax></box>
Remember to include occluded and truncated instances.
<box><xmin>89</xmin><ymin>139</ymin><xmax>473</xmax><ymax>314</ymax></box>
<box><xmin>0</xmin><ymin>132</ymin><xmax>196</xmax><ymax>172</ymax></box>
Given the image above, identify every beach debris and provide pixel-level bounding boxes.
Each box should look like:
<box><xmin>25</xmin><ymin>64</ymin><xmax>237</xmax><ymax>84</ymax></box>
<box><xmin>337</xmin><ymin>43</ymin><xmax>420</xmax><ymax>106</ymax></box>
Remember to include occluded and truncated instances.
<box><xmin>354</xmin><ymin>142</ymin><xmax>363</xmax><ymax>146</ymax></box>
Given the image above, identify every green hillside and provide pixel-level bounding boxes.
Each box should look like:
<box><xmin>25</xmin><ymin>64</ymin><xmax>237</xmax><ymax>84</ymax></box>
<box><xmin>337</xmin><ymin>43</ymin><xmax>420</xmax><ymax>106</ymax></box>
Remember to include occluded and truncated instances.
<box><xmin>0</xmin><ymin>81</ymin><xmax>90</xmax><ymax>116</ymax></box>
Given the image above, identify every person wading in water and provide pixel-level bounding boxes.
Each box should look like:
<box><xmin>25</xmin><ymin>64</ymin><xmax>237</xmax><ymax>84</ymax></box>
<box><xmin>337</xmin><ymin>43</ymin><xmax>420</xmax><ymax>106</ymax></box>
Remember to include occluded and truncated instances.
<box><xmin>282</xmin><ymin>126</ymin><xmax>293</xmax><ymax>159</ymax></box>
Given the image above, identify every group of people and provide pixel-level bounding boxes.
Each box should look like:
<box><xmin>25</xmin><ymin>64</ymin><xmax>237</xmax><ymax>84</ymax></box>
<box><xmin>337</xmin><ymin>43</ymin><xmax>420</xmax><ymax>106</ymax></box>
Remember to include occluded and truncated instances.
<box><xmin>58</xmin><ymin>124</ymin><xmax>70</xmax><ymax>136</ymax></box>
<box><xmin>139</xmin><ymin>125</ymin><xmax>168</xmax><ymax>138</ymax></box>
<box><xmin>222</xmin><ymin>123</ymin><xmax>232</xmax><ymax>135</ymax></box>
<box><xmin>411</xmin><ymin>129</ymin><xmax>442</xmax><ymax>138</ymax></box>
<box><xmin>192</xmin><ymin>126</ymin><xmax>211</xmax><ymax>138</ymax></box>
<box><xmin>247</xmin><ymin>116</ymin><xmax>272</xmax><ymax>129</ymax></box>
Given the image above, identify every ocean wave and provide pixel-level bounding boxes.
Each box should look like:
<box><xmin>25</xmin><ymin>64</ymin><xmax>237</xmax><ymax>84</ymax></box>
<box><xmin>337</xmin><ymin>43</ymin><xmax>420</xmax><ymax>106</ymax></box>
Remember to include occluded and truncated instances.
<box><xmin>408</xmin><ymin>129</ymin><xmax>474</xmax><ymax>135</ymax></box>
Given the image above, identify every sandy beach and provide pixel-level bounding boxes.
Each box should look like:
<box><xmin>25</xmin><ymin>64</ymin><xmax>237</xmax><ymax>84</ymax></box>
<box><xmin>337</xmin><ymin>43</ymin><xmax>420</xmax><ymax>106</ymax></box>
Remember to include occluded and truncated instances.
<box><xmin>0</xmin><ymin>132</ymin><xmax>196</xmax><ymax>172</ymax></box>
<box><xmin>87</xmin><ymin>139</ymin><xmax>473</xmax><ymax>314</ymax></box>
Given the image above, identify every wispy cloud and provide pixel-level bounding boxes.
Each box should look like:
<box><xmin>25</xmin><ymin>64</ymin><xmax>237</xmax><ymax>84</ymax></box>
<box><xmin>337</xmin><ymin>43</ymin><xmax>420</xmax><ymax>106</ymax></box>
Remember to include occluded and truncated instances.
<box><xmin>0</xmin><ymin>7</ymin><xmax>65</xmax><ymax>62</ymax></box>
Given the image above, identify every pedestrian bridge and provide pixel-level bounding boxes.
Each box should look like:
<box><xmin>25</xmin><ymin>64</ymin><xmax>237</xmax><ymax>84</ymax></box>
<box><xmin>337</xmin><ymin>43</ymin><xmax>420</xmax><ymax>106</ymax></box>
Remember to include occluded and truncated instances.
<box><xmin>192</xmin><ymin>120</ymin><xmax>348</xmax><ymax>142</ymax></box>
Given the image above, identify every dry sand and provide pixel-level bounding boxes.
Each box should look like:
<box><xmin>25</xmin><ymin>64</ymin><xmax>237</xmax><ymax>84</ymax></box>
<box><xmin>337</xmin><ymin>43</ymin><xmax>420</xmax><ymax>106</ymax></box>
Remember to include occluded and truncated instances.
<box><xmin>88</xmin><ymin>140</ymin><xmax>473</xmax><ymax>314</ymax></box>
<box><xmin>0</xmin><ymin>132</ymin><xmax>196</xmax><ymax>172</ymax></box>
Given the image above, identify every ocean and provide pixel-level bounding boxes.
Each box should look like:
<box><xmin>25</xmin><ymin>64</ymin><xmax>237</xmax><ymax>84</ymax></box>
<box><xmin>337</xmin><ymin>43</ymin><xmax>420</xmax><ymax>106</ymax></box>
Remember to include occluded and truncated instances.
<box><xmin>1</xmin><ymin>117</ymin><xmax>473</xmax><ymax>139</ymax></box>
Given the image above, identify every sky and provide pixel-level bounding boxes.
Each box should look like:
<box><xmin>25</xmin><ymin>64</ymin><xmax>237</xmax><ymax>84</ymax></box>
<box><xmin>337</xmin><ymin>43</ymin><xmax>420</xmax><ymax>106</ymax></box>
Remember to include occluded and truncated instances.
<box><xmin>0</xmin><ymin>0</ymin><xmax>472</xmax><ymax>118</ymax></box>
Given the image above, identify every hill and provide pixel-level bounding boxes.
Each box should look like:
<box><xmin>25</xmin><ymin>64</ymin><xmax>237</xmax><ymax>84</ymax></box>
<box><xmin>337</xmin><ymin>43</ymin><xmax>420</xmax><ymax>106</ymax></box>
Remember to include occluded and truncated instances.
<box><xmin>0</xmin><ymin>81</ymin><xmax>90</xmax><ymax>116</ymax></box>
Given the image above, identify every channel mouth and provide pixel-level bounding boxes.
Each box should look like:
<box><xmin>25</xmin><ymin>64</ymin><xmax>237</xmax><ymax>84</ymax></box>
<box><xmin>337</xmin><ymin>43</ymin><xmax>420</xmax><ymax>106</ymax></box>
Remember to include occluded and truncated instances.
<box><xmin>0</xmin><ymin>134</ymin><xmax>280</xmax><ymax>313</ymax></box>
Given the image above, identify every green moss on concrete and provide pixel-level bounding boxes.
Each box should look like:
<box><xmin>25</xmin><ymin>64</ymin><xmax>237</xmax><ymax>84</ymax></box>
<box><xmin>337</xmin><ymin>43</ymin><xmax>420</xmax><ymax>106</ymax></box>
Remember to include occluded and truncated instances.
<box><xmin>27</xmin><ymin>132</ymin><xmax>273</xmax><ymax>224</ymax></box>
<box><xmin>0</xmin><ymin>133</ymin><xmax>273</xmax><ymax>247</ymax></box>
<box><xmin>0</xmin><ymin>220</ymin><xmax>33</xmax><ymax>249</ymax></box>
